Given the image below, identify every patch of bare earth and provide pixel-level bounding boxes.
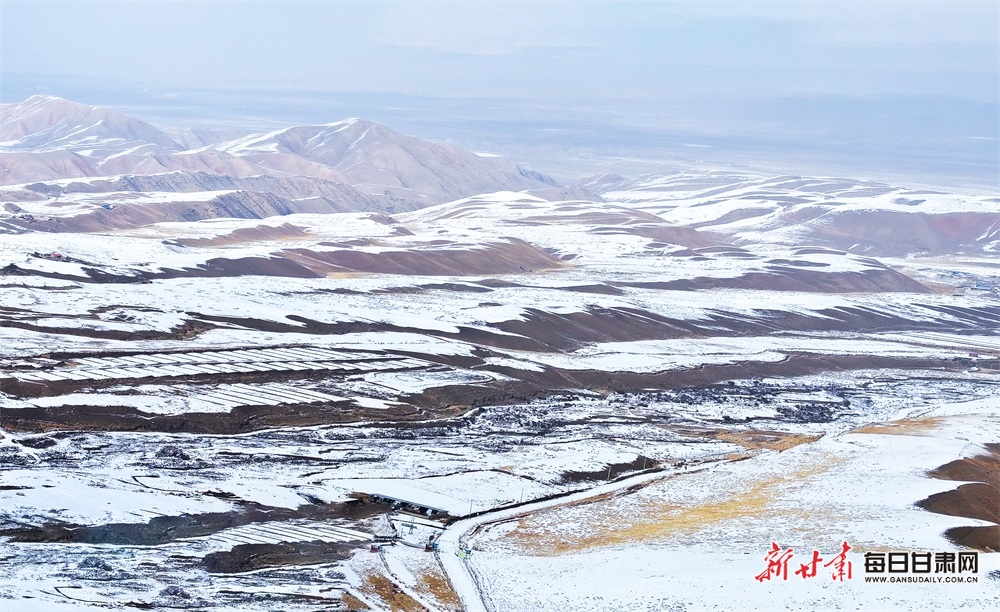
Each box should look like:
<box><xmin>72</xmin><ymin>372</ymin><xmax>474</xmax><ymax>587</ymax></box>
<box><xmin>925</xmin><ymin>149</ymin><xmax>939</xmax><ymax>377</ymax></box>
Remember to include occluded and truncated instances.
<box><xmin>202</xmin><ymin>540</ymin><xmax>356</xmax><ymax>573</ymax></box>
<box><xmin>283</xmin><ymin>238</ymin><xmax>566</xmax><ymax>276</ymax></box>
<box><xmin>173</xmin><ymin>222</ymin><xmax>312</xmax><ymax>247</ymax></box>
<box><xmin>928</xmin><ymin>443</ymin><xmax>1000</xmax><ymax>487</ymax></box>
<box><xmin>917</xmin><ymin>443</ymin><xmax>1000</xmax><ymax>552</ymax></box>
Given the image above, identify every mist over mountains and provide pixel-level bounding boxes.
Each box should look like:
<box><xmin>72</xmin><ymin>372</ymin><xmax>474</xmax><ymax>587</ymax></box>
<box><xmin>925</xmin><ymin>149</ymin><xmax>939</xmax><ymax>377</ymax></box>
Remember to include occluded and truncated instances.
<box><xmin>5</xmin><ymin>78</ymin><xmax>996</xmax><ymax>192</ymax></box>
<box><xmin>1</xmin><ymin>95</ymin><xmax>997</xmax><ymax>260</ymax></box>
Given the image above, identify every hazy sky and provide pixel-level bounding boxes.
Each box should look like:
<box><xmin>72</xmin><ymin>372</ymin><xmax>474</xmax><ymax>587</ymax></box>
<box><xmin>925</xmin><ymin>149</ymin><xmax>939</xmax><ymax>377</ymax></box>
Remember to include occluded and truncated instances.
<box><xmin>2</xmin><ymin>1</ymin><xmax>997</xmax><ymax>188</ymax></box>
<box><xmin>2</xmin><ymin>1</ymin><xmax>997</xmax><ymax>101</ymax></box>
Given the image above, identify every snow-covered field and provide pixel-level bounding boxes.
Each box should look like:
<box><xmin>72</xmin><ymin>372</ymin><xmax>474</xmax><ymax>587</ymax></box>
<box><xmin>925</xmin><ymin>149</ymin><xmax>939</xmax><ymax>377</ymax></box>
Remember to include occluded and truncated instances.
<box><xmin>464</xmin><ymin>398</ymin><xmax>1000</xmax><ymax>611</ymax></box>
<box><xmin>1</xmin><ymin>162</ymin><xmax>997</xmax><ymax>611</ymax></box>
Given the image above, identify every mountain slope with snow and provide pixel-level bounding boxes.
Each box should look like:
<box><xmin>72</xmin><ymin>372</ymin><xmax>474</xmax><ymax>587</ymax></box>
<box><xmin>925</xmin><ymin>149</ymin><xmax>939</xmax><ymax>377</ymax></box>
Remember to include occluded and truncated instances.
<box><xmin>211</xmin><ymin>119</ymin><xmax>557</xmax><ymax>202</ymax></box>
<box><xmin>0</xmin><ymin>95</ymin><xmax>180</xmax><ymax>154</ymax></box>
<box><xmin>0</xmin><ymin>96</ymin><xmax>559</xmax><ymax>207</ymax></box>
<box><xmin>601</xmin><ymin>172</ymin><xmax>1000</xmax><ymax>256</ymax></box>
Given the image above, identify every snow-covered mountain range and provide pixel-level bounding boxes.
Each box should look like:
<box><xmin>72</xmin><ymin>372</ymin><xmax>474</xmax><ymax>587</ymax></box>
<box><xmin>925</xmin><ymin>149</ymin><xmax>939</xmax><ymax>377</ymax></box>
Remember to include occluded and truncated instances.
<box><xmin>0</xmin><ymin>95</ymin><xmax>559</xmax><ymax>206</ymax></box>
<box><xmin>2</xmin><ymin>96</ymin><xmax>996</xmax><ymax>261</ymax></box>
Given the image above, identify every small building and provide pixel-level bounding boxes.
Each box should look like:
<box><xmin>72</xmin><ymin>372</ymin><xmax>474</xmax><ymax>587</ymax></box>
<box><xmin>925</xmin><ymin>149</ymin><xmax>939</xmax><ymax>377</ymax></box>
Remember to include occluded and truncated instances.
<box><xmin>338</xmin><ymin>479</ymin><xmax>466</xmax><ymax>517</ymax></box>
<box><xmin>369</xmin><ymin>492</ymin><xmax>449</xmax><ymax>517</ymax></box>
<box><xmin>341</xmin><ymin>479</ymin><xmax>462</xmax><ymax>517</ymax></box>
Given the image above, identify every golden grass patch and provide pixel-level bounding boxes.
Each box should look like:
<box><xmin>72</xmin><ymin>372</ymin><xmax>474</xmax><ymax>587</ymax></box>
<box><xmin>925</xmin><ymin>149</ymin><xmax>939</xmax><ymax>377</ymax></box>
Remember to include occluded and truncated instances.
<box><xmin>341</xmin><ymin>591</ymin><xmax>371</xmax><ymax>610</ymax></box>
<box><xmin>413</xmin><ymin>569</ymin><xmax>462</xmax><ymax>611</ymax></box>
<box><xmin>360</xmin><ymin>573</ymin><xmax>426</xmax><ymax>612</ymax></box>
<box><xmin>712</xmin><ymin>430</ymin><xmax>822</xmax><ymax>452</ymax></box>
<box><xmin>508</xmin><ymin>461</ymin><xmax>840</xmax><ymax>556</ymax></box>
<box><xmin>666</xmin><ymin>424</ymin><xmax>822</xmax><ymax>452</ymax></box>
<box><xmin>852</xmin><ymin>417</ymin><xmax>947</xmax><ymax>436</ymax></box>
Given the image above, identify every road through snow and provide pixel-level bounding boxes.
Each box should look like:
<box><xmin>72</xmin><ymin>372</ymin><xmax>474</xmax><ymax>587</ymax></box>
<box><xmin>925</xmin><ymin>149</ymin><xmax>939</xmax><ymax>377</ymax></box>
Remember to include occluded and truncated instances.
<box><xmin>434</xmin><ymin>462</ymin><xmax>725</xmax><ymax>612</ymax></box>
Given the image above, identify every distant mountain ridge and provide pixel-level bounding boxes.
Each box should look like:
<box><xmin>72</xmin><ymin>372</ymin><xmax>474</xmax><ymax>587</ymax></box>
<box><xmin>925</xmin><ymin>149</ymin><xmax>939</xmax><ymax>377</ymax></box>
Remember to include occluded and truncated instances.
<box><xmin>2</xmin><ymin>96</ymin><xmax>995</xmax><ymax>259</ymax></box>
<box><xmin>0</xmin><ymin>95</ymin><xmax>559</xmax><ymax>205</ymax></box>
<box><xmin>0</xmin><ymin>95</ymin><xmax>181</xmax><ymax>154</ymax></box>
